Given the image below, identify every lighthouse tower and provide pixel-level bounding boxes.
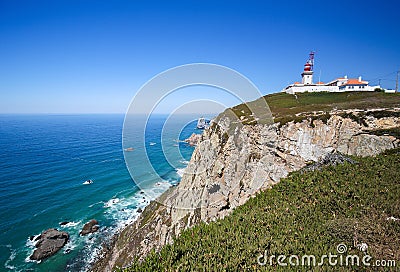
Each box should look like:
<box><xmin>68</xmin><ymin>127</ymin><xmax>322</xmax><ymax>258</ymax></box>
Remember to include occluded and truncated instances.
<box><xmin>301</xmin><ymin>52</ymin><xmax>315</xmax><ymax>85</ymax></box>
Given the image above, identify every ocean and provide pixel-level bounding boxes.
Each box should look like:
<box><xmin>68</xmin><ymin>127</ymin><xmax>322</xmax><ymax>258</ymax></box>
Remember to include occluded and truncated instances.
<box><xmin>0</xmin><ymin>114</ymin><xmax>207</xmax><ymax>271</ymax></box>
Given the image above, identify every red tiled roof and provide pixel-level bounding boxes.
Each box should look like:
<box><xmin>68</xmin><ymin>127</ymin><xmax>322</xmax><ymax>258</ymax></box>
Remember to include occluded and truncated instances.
<box><xmin>344</xmin><ymin>79</ymin><xmax>367</xmax><ymax>85</ymax></box>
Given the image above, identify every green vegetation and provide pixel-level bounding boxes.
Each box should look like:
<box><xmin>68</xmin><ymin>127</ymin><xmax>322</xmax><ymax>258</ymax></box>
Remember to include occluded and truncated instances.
<box><xmin>230</xmin><ymin>91</ymin><xmax>400</xmax><ymax>126</ymax></box>
<box><xmin>369</xmin><ymin>127</ymin><xmax>400</xmax><ymax>138</ymax></box>
<box><xmin>124</xmin><ymin>149</ymin><xmax>400</xmax><ymax>271</ymax></box>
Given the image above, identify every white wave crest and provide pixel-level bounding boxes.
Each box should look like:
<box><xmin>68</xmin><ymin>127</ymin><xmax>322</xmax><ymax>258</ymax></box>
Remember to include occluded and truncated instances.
<box><xmin>104</xmin><ymin>198</ymin><xmax>120</xmax><ymax>208</ymax></box>
<box><xmin>60</xmin><ymin>221</ymin><xmax>81</xmax><ymax>228</ymax></box>
<box><xmin>176</xmin><ymin>168</ymin><xmax>186</xmax><ymax>177</ymax></box>
<box><xmin>179</xmin><ymin>160</ymin><xmax>189</xmax><ymax>165</ymax></box>
<box><xmin>4</xmin><ymin>245</ymin><xmax>16</xmax><ymax>270</ymax></box>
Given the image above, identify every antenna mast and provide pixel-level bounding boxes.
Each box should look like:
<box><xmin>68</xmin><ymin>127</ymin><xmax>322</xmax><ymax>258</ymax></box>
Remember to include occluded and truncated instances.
<box><xmin>309</xmin><ymin>51</ymin><xmax>315</xmax><ymax>71</ymax></box>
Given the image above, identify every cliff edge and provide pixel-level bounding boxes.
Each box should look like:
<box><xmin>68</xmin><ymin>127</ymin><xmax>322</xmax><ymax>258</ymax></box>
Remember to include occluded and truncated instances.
<box><xmin>92</xmin><ymin>92</ymin><xmax>400</xmax><ymax>271</ymax></box>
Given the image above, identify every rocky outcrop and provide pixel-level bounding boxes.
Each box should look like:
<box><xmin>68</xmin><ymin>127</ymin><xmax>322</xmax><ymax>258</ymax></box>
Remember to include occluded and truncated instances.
<box><xmin>184</xmin><ymin>133</ymin><xmax>202</xmax><ymax>146</ymax></box>
<box><xmin>92</xmin><ymin>108</ymin><xmax>400</xmax><ymax>271</ymax></box>
<box><xmin>300</xmin><ymin>153</ymin><xmax>358</xmax><ymax>173</ymax></box>
<box><xmin>30</xmin><ymin>229</ymin><xmax>69</xmax><ymax>261</ymax></box>
<box><xmin>80</xmin><ymin>219</ymin><xmax>99</xmax><ymax>236</ymax></box>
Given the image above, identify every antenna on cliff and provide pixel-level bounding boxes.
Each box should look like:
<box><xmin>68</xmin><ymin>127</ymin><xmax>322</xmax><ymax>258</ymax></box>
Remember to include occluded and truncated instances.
<box><xmin>396</xmin><ymin>70</ymin><xmax>399</xmax><ymax>93</ymax></box>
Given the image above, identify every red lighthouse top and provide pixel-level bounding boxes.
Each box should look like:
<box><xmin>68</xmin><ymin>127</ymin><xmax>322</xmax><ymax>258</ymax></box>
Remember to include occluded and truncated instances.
<box><xmin>304</xmin><ymin>62</ymin><xmax>312</xmax><ymax>71</ymax></box>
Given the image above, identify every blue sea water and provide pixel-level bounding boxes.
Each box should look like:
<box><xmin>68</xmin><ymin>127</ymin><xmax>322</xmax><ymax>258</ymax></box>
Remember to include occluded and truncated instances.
<box><xmin>0</xmin><ymin>114</ymin><xmax>207</xmax><ymax>271</ymax></box>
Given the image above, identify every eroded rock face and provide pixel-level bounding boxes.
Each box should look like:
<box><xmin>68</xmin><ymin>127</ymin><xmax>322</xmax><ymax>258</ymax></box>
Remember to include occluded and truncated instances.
<box><xmin>92</xmin><ymin>109</ymin><xmax>399</xmax><ymax>271</ymax></box>
<box><xmin>80</xmin><ymin>219</ymin><xmax>99</xmax><ymax>236</ymax></box>
<box><xmin>30</xmin><ymin>229</ymin><xmax>69</xmax><ymax>261</ymax></box>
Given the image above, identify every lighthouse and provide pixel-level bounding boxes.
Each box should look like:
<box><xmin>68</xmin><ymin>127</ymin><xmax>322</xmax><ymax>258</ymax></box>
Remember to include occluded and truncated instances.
<box><xmin>282</xmin><ymin>51</ymin><xmax>382</xmax><ymax>94</ymax></box>
<box><xmin>301</xmin><ymin>51</ymin><xmax>314</xmax><ymax>85</ymax></box>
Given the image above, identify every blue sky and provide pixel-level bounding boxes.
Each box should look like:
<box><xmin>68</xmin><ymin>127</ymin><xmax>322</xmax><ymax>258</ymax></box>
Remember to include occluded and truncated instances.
<box><xmin>1</xmin><ymin>0</ymin><xmax>399</xmax><ymax>113</ymax></box>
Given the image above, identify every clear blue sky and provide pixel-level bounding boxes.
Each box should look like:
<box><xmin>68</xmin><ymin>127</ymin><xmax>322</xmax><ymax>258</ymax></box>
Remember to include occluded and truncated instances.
<box><xmin>1</xmin><ymin>0</ymin><xmax>399</xmax><ymax>113</ymax></box>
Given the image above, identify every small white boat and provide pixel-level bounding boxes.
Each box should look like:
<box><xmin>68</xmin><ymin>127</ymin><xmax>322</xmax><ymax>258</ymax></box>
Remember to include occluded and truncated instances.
<box><xmin>83</xmin><ymin>179</ymin><xmax>93</xmax><ymax>185</ymax></box>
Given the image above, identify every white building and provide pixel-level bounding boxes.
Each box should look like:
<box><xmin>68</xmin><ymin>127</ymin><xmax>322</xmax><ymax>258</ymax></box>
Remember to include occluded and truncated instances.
<box><xmin>282</xmin><ymin>53</ymin><xmax>381</xmax><ymax>94</ymax></box>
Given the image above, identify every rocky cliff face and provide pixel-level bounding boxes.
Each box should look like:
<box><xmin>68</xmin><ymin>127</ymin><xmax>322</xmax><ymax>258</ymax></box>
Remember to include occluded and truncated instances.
<box><xmin>92</xmin><ymin>108</ymin><xmax>399</xmax><ymax>271</ymax></box>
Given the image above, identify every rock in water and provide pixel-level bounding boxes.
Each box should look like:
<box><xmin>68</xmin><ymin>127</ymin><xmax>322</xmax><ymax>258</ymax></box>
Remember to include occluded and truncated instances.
<box><xmin>184</xmin><ymin>133</ymin><xmax>201</xmax><ymax>146</ymax></box>
<box><xmin>80</xmin><ymin>219</ymin><xmax>99</xmax><ymax>235</ymax></box>
<box><xmin>30</xmin><ymin>229</ymin><xmax>69</xmax><ymax>261</ymax></box>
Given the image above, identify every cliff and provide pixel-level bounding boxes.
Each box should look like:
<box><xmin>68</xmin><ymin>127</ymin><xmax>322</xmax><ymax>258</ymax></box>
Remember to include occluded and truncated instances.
<box><xmin>92</xmin><ymin>93</ymin><xmax>400</xmax><ymax>271</ymax></box>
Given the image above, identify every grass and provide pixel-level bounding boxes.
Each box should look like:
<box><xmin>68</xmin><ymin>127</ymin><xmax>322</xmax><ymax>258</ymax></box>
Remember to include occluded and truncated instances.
<box><xmin>228</xmin><ymin>91</ymin><xmax>400</xmax><ymax>126</ymax></box>
<box><xmin>124</xmin><ymin>148</ymin><xmax>400</xmax><ymax>271</ymax></box>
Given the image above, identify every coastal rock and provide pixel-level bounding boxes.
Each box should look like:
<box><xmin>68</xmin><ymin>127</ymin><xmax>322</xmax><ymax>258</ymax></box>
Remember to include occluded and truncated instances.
<box><xmin>91</xmin><ymin>108</ymin><xmax>400</xmax><ymax>271</ymax></box>
<box><xmin>345</xmin><ymin>133</ymin><xmax>397</xmax><ymax>156</ymax></box>
<box><xmin>184</xmin><ymin>133</ymin><xmax>201</xmax><ymax>146</ymax></box>
<box><xmin>30</xmin><ymin>229</ymin><xmax>69</xmax><ymax>261</ymax></box>
<box><xmin>80</xmin><ymin>219</ymin><xmax>99</xmax><ymax>236</ymax></box>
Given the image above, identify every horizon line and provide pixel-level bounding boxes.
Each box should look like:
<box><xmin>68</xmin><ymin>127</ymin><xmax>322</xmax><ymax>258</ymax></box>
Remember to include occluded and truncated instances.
<box><xmin>0</xmin><ymin>112</ymin><xmax>221</xmax><ymax>115</ymax></box>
